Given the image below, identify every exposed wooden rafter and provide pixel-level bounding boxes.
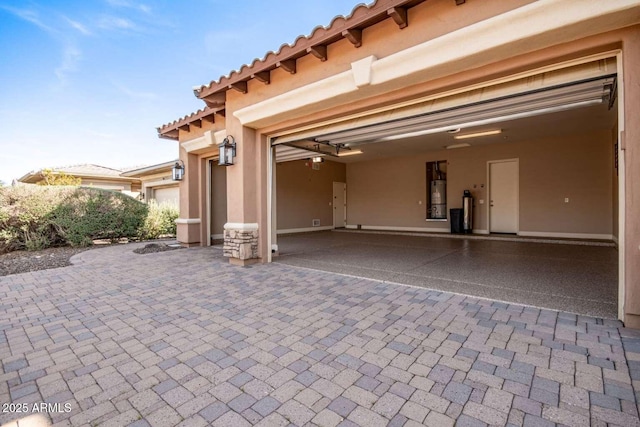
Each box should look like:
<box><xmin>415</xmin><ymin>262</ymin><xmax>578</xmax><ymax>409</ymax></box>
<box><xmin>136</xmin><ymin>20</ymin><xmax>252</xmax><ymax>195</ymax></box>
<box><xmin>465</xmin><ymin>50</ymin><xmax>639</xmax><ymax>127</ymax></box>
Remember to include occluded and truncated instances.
<box><xmin>252</xmin><ymin>71</ymin><xmax>271</xmax><ymax>84</ymax></box>
<box><xmin>216</xmin><ymin>109</ymin><xmax>226</xmax><ymax>117</ymax></box>
<box><xmin>202</xmin><ymin>114</ymin><xmax>215</xmax><ymax>123</ymax></box>
<box><xmin>191</xmin><ymin>119</ymin><xmax>202</xmax><ymax>128</ymax></box>
<box><xmin>342</xmin><ymin>28</ymin><xmax>362</xmax><ymax>47</ymax></box>
<box><xmin>158</xmin><ymin>129</ymin><xmax>179</xmax><ymax>140</ymax></box>
<box><xmin>277</xmin><ymin>59</ymin><xmax>297</xmax><ymax>74</ymax></box>
<box><xmin>387</xmin><ymin>7</ymin><xmax>408</xmax><ymax>29</ymax></box>
<box><xmin>307</xmin><ymin>45</ymin><xmax>328</xmax><ymax>61</ymax></box>
<box><xmin>201</xmin><ymin>92</ymin><xmax>226</xmax><ymax>108</ymax></box>
<box><xmin>229</xmin><ymin>81</ymin><xmax>248</xmax><ymax>93</ymax></box>
<box><xmin>178</xmin><ymin>124</ymin><xmax>190</xmax><ymax>132</ymax></box>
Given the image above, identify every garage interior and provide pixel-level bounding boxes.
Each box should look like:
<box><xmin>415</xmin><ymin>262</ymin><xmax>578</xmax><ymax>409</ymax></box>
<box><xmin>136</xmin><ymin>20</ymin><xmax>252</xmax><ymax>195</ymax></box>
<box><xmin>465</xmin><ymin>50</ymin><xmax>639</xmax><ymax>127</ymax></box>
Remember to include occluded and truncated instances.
<box><xmin>267</xmin><ymin>60</ymin><xmax>620</xmax><ymax>318</ymax></box>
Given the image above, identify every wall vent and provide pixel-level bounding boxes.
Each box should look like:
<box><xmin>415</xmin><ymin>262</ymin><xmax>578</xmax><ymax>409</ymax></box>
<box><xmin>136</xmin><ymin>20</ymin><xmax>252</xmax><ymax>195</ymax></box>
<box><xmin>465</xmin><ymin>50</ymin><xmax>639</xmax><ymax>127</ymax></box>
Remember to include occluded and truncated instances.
<box><xmin>312</xmin><ymin>219</ymin><xmax>321</xmax><ymax>227</ymax></box>
<box><xmin>312</xmin><ymin>163</ymin><xmax>320</xmax><ymax>170</ymax></box>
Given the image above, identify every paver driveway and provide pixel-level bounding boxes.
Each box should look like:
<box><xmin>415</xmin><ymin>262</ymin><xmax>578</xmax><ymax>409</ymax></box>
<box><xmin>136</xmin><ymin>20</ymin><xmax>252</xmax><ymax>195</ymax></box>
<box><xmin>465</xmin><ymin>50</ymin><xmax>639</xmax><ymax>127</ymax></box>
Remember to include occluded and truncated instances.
<box><xmin>1</xmin><ymin>243</ymin><xmax>639</xmax><ymax>426</ymax></box>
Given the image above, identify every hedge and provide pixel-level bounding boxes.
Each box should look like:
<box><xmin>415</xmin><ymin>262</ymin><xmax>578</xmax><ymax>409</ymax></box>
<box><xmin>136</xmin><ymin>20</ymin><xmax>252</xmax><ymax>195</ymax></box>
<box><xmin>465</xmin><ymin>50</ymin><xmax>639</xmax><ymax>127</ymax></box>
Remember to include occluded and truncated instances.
<box><xmin>138</xmin><ymin>200</ymin><xmax>179</xmax><ymax>240</ymax></box>
<box><xmin>0</xmin><ymin>185</ymin><xmax>150</xmax><ymax>253</ymax></box>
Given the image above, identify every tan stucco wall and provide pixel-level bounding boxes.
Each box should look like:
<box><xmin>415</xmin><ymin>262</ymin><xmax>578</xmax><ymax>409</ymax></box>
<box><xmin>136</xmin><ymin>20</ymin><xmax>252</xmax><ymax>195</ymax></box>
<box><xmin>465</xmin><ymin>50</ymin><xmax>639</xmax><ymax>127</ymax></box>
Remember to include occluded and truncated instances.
<box><xmin>79</xmin><ymin>179</ymin><xmax>132</xmax><ymax>192</ymax></box>
<box><xmin>276</xmin><ymin>160</ymin><xmax>346</xmax><ymax>230</ymax></box>
<box><xmin>346</xmin><ymin>130</ymin><xmax>613</xmax><ymax>236</ymax></box>
<box><xmin>622</xmin><ymin>28</ymin><xmax>640</xmax><ymax>327</ymax></box>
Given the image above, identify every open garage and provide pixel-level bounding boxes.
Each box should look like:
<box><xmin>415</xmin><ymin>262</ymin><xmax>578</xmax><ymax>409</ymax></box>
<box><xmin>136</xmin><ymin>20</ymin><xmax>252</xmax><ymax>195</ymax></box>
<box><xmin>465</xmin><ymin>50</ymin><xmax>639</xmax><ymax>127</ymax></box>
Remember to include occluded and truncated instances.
<box><xmin>267</xmin><ymin>60</ymin><xmax>620</xmax><ymax>318</ymax></box>
<box><xmin>158</xmin><ymin>0</ymin><xmax>639</xmax><ymax>326</ymax></box>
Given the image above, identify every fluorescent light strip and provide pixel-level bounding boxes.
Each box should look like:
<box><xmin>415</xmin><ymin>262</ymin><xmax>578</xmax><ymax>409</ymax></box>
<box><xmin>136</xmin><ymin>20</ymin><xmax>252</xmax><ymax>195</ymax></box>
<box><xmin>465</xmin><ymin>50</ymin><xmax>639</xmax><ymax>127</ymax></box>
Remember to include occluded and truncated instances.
<box><xmin>446</xmin><ymin>143</ymin><xmax>471</xmax><ymax>149</ymax></box>
<box><xmin>454</xmin><ymin>129</ymin><xmax>502</xmax><ymax>139</ymax></box>
<box><xmin>337</xmin><ymin>150</ymin><xmax>363</xmax><ymax>157</ymax></box>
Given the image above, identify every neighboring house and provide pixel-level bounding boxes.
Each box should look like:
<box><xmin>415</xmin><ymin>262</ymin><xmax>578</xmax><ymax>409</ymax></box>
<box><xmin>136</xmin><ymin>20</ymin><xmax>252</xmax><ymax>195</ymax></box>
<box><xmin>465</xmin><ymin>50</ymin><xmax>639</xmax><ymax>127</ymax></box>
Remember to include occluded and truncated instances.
<box><xmin>121</xmin><ymin>160</ymin><xmax>180</xmax><ymax>206</ymax></box>
<box><xmin>18</xmin><ymin>164</ymin><xmax>141</xmax><ymax>197</ymax></box>
<box><xmin>157</xmin><ymin>0</ymin><xmax>640</xmax><ymax>327</ymax></box>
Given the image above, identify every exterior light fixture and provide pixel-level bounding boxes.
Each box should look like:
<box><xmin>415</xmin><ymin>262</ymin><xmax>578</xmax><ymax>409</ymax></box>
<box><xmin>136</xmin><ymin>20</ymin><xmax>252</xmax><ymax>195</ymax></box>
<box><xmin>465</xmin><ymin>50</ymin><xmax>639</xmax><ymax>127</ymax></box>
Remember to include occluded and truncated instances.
<box><xmin>312</xmin><ymin>156</ymin><xmax>324</xmax><ymax>163</ymax></box>
<box><xmin>454</xmin><ymin>129</ymin><xmax>502</xmax><ymax>139</ymax></box>
<box><xmin>218</xmin><ymin>136</ymin><xmax>236</xmax><ymax>166</ymax></box>
<box><xmin>172</xmin><ymin>160</ymin><xmax>185</xmax><ymax>181</ymax></box>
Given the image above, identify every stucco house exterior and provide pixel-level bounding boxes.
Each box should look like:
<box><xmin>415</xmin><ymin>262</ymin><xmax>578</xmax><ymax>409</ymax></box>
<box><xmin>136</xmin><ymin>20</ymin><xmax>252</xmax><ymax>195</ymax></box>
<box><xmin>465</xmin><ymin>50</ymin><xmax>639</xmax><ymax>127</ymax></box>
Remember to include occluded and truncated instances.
<box><xmin>18</xmin><ymin>164</ymin><xmax>142</xmax><ymax>197</ymax></box>
<box><xmin>158</xmin><ymin>0</ymin><xmax>640</xmax><ymax>327</ymax></box>
<box><xmin>121</xmin><ymin>160</ymin><xmax>180</xmax><ymax>206</ymax></box>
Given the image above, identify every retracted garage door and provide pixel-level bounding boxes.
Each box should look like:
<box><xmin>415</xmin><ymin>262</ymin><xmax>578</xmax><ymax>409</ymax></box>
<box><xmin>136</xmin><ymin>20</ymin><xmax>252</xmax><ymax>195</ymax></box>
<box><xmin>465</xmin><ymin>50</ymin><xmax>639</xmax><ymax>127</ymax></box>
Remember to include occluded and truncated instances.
<box><xmin>271</xmin><ymin>57</ymin><xmax>617</xmax><ymax>157</ymax></box>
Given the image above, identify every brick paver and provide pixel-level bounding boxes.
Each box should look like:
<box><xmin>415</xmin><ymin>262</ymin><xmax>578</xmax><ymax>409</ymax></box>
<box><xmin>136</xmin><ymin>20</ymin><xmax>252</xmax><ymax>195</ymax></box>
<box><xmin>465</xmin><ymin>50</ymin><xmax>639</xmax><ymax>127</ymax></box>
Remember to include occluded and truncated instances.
<box><xmin>1</xmin><ymin>242</ymin><xmax>639</xmax><ymax>426</ymax></box>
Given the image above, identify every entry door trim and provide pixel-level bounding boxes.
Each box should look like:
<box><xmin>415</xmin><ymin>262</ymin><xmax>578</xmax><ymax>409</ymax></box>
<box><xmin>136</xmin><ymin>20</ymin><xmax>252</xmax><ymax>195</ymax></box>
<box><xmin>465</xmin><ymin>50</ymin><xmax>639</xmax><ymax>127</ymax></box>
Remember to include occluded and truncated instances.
<box><xmin>206</xmin><ymin>158</ymin><xmax>213</xmax><ymax>247</ymax></box>
<box><xmin>333</xmin><ymin>182</ymin><xmax>346</xmax><ymax>228</ymax></box>
<box><xmin>487</xmin><ymin>158</ymin><xmax>519</xmax><ymax>234</ymax></box>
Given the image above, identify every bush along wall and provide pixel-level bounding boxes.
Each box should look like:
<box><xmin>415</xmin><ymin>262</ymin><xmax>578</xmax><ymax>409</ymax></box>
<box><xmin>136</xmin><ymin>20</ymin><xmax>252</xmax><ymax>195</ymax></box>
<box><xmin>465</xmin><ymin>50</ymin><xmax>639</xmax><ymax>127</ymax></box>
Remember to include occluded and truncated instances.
<box><xmin>139</xmin><ymin>201</ymin><xmax>179</xmax><ymax>240</ymax></box>
<box><xmin>50</xmin><ymin>188</ymin><xmax>148</xmax><ymax>246</ymax></box>
<box><xmin>0</xmin><ymin>185</ymin><xmax>150</xmax><ymax>253</ymax></box>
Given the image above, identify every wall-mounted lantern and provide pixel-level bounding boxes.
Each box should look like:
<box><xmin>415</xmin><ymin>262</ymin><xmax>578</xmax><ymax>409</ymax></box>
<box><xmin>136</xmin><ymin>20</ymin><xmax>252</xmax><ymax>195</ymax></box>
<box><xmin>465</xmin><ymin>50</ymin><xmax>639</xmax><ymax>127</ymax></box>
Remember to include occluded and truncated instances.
<box><xmin>172</xmin><ymin>159</ymin><xmax>185</xmax><ymax>181</ymax></box>
<box><xmin>218</xmin><ymin>136</ymin><xmax>236</xmax><ymax>166</ymax></box>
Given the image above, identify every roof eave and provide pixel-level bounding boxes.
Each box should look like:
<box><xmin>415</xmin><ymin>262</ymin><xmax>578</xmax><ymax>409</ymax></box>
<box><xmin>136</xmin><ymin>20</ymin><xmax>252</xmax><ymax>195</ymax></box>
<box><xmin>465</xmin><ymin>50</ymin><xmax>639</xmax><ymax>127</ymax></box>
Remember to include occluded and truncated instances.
<box><xmin>194</xmin><ymin>0</ymin><xmax>427</xmax><ymax>101</ymax></box>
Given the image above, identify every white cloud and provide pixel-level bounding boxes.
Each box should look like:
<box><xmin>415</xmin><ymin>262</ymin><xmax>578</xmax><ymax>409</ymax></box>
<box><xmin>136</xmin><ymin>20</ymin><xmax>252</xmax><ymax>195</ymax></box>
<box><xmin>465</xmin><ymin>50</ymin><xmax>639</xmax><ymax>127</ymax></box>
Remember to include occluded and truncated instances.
<box><xmin>97</xmin><ymin>15</ymin><xmax>138</xmax><ymax>31</ymax></box>
<box><xmin>105</xmin><ymin>0</ymin><xmax>152</xmax><ymax>14</ymax></box>
<box><xmin>112</xmin><ymin>81</ymin><xmax>159</xmax><ymax>101</ymax></box>
<box><xmin>54</xmin><ymin>45</ymin><xmax>82</xmax><ymax>84</ymax></box>
<box><xmin>0</xmin><ymin>5</ymin><xmax>56</xmax><ymax>33</ymax></box>
<box><xmin>64</xmin><ymin>16</ymin><xmax>92</xmax><ymax>36</ymax></box>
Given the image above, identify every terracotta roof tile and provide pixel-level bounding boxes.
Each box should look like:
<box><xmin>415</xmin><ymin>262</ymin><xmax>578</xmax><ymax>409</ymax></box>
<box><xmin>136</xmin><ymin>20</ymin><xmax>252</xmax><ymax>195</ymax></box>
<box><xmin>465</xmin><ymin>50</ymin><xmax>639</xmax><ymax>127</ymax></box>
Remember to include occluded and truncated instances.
<box><xmin>158</xmin><ymin>0</ymin><xmax>427</xmax><ymax>138</ymax></box>
<box><xmin>195</xmin><ymin>0</ymin><xmax>423</xmax><ymax>101</ymax></box>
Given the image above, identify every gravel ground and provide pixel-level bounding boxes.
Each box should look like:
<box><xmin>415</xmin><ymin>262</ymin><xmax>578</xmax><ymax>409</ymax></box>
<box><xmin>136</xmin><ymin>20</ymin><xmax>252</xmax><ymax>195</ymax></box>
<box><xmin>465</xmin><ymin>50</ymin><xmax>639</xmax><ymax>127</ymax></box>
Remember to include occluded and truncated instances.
<box><xmin>0</xmin><ymin>241</ymin><xmax>182</xmax><ymax>276</ymax></box>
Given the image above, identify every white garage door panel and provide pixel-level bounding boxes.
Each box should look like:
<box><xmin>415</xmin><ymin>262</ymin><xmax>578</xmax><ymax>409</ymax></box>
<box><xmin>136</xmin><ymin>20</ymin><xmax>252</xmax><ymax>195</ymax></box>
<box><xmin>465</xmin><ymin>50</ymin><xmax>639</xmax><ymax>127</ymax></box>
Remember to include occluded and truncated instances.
<box><xmin>154</xmin><ymin>187</ymin><xmax>179</xmax><ymax>205</ymax></box>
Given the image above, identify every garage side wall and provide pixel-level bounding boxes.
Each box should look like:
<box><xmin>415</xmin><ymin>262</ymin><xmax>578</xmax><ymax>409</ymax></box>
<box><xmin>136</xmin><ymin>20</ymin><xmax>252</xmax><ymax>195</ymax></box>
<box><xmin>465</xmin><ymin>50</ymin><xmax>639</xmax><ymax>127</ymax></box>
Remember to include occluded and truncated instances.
<box><xmin>276</xmin><ymin>160</ymin><xmax>346</xmax><ymax>232</ymax></box>
<box><xmin>347</xmin><ymin>130</ymin><xmax>613</xmax><ymax>237</ymax></box>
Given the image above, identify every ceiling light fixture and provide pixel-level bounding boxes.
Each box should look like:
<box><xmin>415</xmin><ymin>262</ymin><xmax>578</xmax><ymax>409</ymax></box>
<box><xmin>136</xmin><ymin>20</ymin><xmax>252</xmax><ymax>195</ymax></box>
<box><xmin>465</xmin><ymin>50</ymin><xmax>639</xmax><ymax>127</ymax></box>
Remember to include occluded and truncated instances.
<box><xmin>454</xmin><ymin>129</ymin><xmax>502</xmax><ymax>140</ymax></box>
<box><xmin>336</xmin><ymin>150</ymin><xmax>363</xmax><ymax>157</ymax></box>
<box><xmin>446</xmin><ymin>143</ymin><xmax>471</xmax><ymax>150</ymax></box>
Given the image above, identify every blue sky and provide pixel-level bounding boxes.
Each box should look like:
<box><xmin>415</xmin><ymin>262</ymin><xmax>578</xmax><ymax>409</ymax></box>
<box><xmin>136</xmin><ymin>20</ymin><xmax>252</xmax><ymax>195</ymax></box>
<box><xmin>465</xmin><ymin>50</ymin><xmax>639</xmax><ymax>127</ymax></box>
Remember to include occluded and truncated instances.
<box><xmin>0</xmin><ymin>0</ymin><xmax>359</xmax><ymax>184</ymax></box>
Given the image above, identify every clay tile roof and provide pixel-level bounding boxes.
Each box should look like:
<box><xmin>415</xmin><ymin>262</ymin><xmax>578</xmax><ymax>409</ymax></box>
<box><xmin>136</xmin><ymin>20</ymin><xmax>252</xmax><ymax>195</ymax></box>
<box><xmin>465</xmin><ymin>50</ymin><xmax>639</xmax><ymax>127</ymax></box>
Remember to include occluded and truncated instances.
<box><xmin>158</xmin><ymin>0</ymin><xmax>429</xmax><ymax>139</ymax></box>
<box><xmin>54</xmin><ymin>164</ymin><xmax>123</xmax><ymax>176</ymax></box>
<box><xmin>194</xmin><ymin>0</ymin><xmax>425</xmax><ymax>104</ymax></box>
<box><xmin>157</xmin><ymin>106</ymin><xmax>221</xmax><ymax>140</ymax></box>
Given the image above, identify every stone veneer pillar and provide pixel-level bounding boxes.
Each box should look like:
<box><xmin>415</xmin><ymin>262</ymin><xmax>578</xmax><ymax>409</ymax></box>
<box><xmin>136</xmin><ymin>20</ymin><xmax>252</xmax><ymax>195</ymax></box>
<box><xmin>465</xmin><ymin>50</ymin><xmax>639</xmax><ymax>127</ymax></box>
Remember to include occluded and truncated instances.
<box><xmin>223</xmin><ymin>223</ymin><xmax>259</xmax><ymax>265</ymax></box>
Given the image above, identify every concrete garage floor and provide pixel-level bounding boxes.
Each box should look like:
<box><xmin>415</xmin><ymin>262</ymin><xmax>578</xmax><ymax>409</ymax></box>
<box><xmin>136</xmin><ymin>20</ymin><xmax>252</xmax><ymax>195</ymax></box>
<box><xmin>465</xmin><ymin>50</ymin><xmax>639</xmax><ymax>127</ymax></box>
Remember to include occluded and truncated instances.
<box><xmin>274</xmin><ymin>230</ymin><xmax>618</xmax><ymax>319</ymax></box>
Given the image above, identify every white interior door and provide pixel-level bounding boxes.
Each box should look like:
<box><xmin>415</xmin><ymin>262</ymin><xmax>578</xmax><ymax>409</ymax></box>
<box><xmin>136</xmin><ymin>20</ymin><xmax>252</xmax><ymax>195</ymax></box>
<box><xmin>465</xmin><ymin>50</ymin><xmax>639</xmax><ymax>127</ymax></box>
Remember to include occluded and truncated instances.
<box><xmin>333</xmin><ymin>182</ymin><xmax>346</xmax><ymax>228</ymax></box>
<box><xmin>489</xmin><ymin>160</ymin><xmax>519</xmax><ymax>233</ymax></box>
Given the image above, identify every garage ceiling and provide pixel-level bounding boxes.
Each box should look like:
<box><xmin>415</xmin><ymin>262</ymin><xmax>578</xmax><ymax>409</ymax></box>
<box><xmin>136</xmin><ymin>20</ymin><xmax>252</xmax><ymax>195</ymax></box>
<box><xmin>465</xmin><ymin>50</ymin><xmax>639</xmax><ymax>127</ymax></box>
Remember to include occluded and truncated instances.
<box><xmin>274</xmin><ymin>74</ymin><xmax>617</xmax><ymax>164</ymax></box>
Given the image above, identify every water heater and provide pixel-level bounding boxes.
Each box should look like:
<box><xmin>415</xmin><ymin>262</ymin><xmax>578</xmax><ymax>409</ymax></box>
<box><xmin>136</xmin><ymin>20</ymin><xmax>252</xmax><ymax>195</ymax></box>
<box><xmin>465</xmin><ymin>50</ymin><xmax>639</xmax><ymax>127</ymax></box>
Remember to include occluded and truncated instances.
<box><xmin>431</xmin><ymin>180</ymin><xmax>446</xmax><ymax>219</ymax></box>
<box><xmin>463</xmin><ymin>189</ymin><xmax>473</xmax><ymax>233</ymax></box>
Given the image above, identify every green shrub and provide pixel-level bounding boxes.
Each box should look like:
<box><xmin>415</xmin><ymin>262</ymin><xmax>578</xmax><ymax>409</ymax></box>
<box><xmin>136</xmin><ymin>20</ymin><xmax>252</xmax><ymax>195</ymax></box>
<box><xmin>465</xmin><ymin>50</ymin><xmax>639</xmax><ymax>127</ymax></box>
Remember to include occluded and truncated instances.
<box><xmin>0</xmin><ymin>185</ymin><xmax>71</xmax><ymax>253</ymax></box>
<box><xmin>50</xmin><ymin>188</ymin><xmax>148</xmax><ymax>246</ymax></box>
<box><xmin>0</xmin><ymin>185</ymin><xmax>149</xmax><ymax>253</ymax></box>
<box><xmin>139</xmin><ymin>201</ymin><xmax>179</xmax><ymax>240</ymax></box>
